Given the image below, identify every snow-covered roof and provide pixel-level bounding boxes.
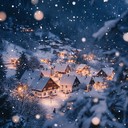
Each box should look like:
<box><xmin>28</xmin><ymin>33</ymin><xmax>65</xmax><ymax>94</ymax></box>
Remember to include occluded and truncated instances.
<box><xmin>41</xmin><ymin>69</ymin><xmax>52</xmax><ymax>77</ymax></box>
<box><xmin>40</xmin><ymin>63</ymin><xmax>51</xmax><ymax>69</ymax></box>
<box><xmin>92</xmin><ymin>19</ymin><xmax>119</xmax><ymax>40</ymax></box>
<box><xmin>60</xmin><ymin>74</ymin><xmax>77</xmax><ymax>86</ymax></box>
<box><xmin>60</xmin><ymin>50</ymin><xmax>68</xmax><ymax>54</ymax></box>
<box><xmin>78</xmin><ymin>76</ymin><xmax>92</xmax><ymax>85</ymax></box>
<box><xmin>54</xmin><ymin>64</ymin><xmax>69</xmax><ymax>73</ymax></box>
<box><xmin>92</xmin><ymin>77</ymin><xmax>104</xmax><ymax>83</ymax></box>
<box><xmin>31</xmin><ymin>76</ymin><xmax>50</xmax><ymax>91</ymax></box>
<box><xmin>20</xmin><ymin>70</ymin><xmax>42</xmax><ymax>85</ymax></box>
<box><xmin>90</xmin><ymin>68</ymin><xmax>98</xmax><ymax>76</ymax></box>
<box><xmin>76</xmin><ymin>64</ymin><xmax>88</xmax><ymax>71</ymax></box>
<box><xmin>92</xmin><ymin>10</ymin><xmax>128</xmax><ymax>40</ymax></box>
<box><xmin>102</xmin><ymin>67</ymin><xmax>114</xmax><ymax>76</ymax></box>
<box><xmin>69</xmin><ymin>71</ymin><xmax>80</xmax><ymax>77</ymax></box>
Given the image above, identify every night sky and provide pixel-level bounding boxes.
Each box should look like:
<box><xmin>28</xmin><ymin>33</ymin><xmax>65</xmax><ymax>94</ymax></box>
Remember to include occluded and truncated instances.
<box><xmin>0</xmin><ymin>0</ymin><xmax>128</xmax><ymax>46</ymax></box>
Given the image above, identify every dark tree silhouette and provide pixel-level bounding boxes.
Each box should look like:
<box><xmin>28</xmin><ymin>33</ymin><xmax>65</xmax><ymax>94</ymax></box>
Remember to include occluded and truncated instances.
<box><xmin>15</xmin><ymin>52</ymin><xmax>29</xmax><ymax>79</ymax></box>
<box><xmin>0</xmin><ymin>55</ymin><xmax>6</xmax><ymax>83</ymax></box>
<box><xmin>28</xmin><ymin>56</ymin><xmax>40</xmax><ymax>70</ymax></box>
<box><xmin>0</xmin><ymin>87</ymin><xmax>13</xmax><ymax>126</ymax></box>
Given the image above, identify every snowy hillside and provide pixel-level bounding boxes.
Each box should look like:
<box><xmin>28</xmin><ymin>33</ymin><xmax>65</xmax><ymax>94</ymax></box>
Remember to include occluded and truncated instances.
<box><xmin>2</xmin><ymin>40</ymin><xmax>27</xmax><ymax>77</ymax></box>
<box><xmin>1</xmin><ymin>35</ymin><xmax>78</xmax><ymax>77</ymax></box>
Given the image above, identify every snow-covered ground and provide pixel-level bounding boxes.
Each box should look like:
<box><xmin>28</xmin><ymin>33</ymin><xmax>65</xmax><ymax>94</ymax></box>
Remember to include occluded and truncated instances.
<box><xmin>39</xmin><ymin>92</ymin><xmax>70</xmax><ymax>114</ymax></box>
<box><xmin>2</xmin><ymin>41</ymin><xmax>26</xmax><ymax>77</ymax></box>
<box><xmin>2</xmin><ymin>39</ymin><xmax>77</xmax><ymax>77</ymax></box>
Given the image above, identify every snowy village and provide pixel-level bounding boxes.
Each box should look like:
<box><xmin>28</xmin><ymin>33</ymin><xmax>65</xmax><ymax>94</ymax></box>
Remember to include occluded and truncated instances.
<box><xmin>0</xmin><ymin>0</ymin><xmax>128</xmax><ymax>128</ymax></box>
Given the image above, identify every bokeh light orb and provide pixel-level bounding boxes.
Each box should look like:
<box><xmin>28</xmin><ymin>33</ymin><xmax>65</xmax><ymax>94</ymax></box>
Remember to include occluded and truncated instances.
<box><xmin>93</xmin><ymin>98</ymin><xmax>99</xmax><ymax>103</ymax></box>
<box><xmin>35</xmin><ymin>114</ymin><xmax>41</xmax><ymax>119</ymax></box>
<box><xmin>119</xmin><ymin>62</ymin><xmax>124</xmax><ymax>67</ymax></box>
<box><xmin>91</xmin><ymin>117</ymin><xmax>100</xmax><ymax>125</ymax></box>
<box><xmin>115</xmin><ymin>51</ymin><xmax>120</xmax><ymax>57</ymax></box>
<box><xmin>34</xmin><ymin>10</ymin><xmax>44</xmax><ymax>21</ymax></box>
<box><xmin>81</xmin><ymin>37</ymin><xmax>86</xmax><ymax>43</ymax></box>
<box><xmin>54</xmin><ymin>123</ymin><xmax>58</xmax><ymax>127</ymax></box>
<box><xmin>123</xmin><ymin>32</ymin><xmax>128</xmax><ymax>42</ymax></box>
<box><xmin>31</xmin><ymin>0</ymin><xmax>39</xmax><ymax>5</ymax></box>
<box><xmin>12</xmin><ymin>115</ymin><xmax>20</xmax><ymax>123</ymax></box>
<box><xmin>125</xmin><ymin>0</ymin><xmax>128</xmax><ymax>4</ymax></box>
<box><xmin>72</xmin><ymin>1</ymin><xmax>76</xmax><ymax>5</ymax></box>
<box><xmin>0</xmin><ymin>11</ymin><xmax>7</xmax><ymax>22</ymax></box>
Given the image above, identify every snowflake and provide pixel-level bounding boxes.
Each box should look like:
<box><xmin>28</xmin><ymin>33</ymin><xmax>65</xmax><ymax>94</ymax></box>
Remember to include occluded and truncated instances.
<box><xmin>72</xmin><ymin>1</ymin><xmax>76</xmax><ymax>5</ymax></box>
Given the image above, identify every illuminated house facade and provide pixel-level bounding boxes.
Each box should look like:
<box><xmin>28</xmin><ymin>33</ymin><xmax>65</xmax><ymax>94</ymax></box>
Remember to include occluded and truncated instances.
<box><xmin>59</xmin><ymin>74</ymin><xmax>80</xmax><ymax>94</ymax></box>
<box><xmin>97</xmin><ymin>67</ymin><xmax>115</xmax><ymax>80</ymax></box>
<box><xmin>31</xmin><ymin>76</ymin><xmax>59</xmax><ymax>98</ymax></box>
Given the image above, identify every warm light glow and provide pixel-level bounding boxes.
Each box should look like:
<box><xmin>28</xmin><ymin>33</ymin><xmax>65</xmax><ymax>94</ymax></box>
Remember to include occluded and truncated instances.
<box><xmin>18</xmin><ymin>86</ymin><xmax>23</xmax><ymax>92</ymax></box>
<box><xmin>91</xmin><ymin>117</ymin><xmax>100</xmax><ymax>125</ymax></box>
<box><xmin>0</xmin><ymin>11</ymin><xmax>7</xmax><ymax>22</ymax></box>
<box><xmin>93</xmin><ymin>82</ymin><xmax>107</xmax><ymax>91</ymax></box>
<box><xmin>82</xmin><ymin>54</ymin><xmax>95</xmax><ymax>61</ymax></box>
<box><xmin>123</xmin><ymin>33</ymin><xmax>128</xmax><ymax>42</ymax></box>
<box><xmin>21</xmin><ymin>28</ymin><xmax>34</xmax><ymax>32</ymax></box>
<box><xmin>12</xmin><ymin>115</ymin><xmax>20</xmax><ymax>123</ymax></box>
<box><xmin>46</xmin><ymin>114</ymin><xmax>53</xmax><ymax>119</ymax></box>
<box><xmin>34</xmin><ymin>10</ymin><xmax>44</xmax><ymax>21</ymax></box>
<box><xmin>17</xmin><ymin>85</ymin><xmax>27</xmax><ymax>93</ymax></box>
<box><xmin>68</xmin><ymin>59</ymin><xmax>75</xmax><ymax>63</ymax></box>
<box><xmin>31</xmin><ymin>0</ymin><xmax>39</xmax><ymax>5</ymax></box>
<box><xmin>106</xmin><ymin>72</ymin><xmax>115</xmax><ymax>81</ymax></box>
<box><xmin>11</xmin><ymin>58</ymin><xmax>18</xmax><ymax>66</ymax></box>
<box><xmin>58</xmin><ymin>51</ymin><xmax>68</xmax><ymax>58</ymax></box>
<box><xmin>40</xmin><ymin>59</ymin><xmax>49</xmax><ymax>63</ymax></box>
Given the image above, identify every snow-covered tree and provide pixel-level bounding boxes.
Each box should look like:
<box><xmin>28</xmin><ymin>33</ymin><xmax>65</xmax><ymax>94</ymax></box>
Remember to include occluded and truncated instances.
<box><xmin>28</xmin><ymin>56</ymin><xmax>40</xmax><ymax>70</ymax></box>
<box><xmin>10</xmin><ymin>85</ymin><xmax>46</xmax><ymax>128</ymax></box>
<box><xmin>107</xmin><ymin>81</ymin><xmax>128</xmax><ymax>127</ymax></box>
<box><xmin>0</xmin><ymin>86</ymin><xmax>13</xmax><ymax>126</ymax></box>
<box><xmin>44</xmin><ymin>87</ymin><xmax>127</xmax><ymax>128</ymax></box>
<box><xmin>15</xmin><ymin>52</ymin><xmax>29</xmax><ymax>79</ymax></box>
<box><xmin>0</xmin><ymin>55</ymin><xmax>6</xmax><ymax>83</ymax></box>
<box><xmin>62</xmin><ymin>90</ymin><xmax>125</xmax><ymax>128</ymax></box>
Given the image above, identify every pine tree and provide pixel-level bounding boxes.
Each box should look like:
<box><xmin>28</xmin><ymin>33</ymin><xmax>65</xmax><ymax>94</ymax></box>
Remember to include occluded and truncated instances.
<box><xmin>0</xmin><ymin>55</ymin><xmax>6</xmax><ymax>83</ymax></box>
<box><xmin>53</xmin><ymin>90</ymin><xmax>125</xmax><ymax>128</ymax></box>
<box><xmin>0</xmin><ymin>87</ymin><xmax>13</xmax><ymax>126</ymax></box>
<box><xmin>15</xmin><ymin>52</ymin><xmax>29</xmax><ymax>79</ymax></box>
<box><xmin>28</xmin><ymin>56</ymin><xmax>40</xmax><ymax>70</ymax></box>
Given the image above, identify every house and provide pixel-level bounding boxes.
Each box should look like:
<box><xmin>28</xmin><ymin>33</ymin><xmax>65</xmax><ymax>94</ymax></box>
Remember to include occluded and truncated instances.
<box><xmin>67</xmin><ymin>54</ymin><xmax>77</xmax><ymax>63</ymax></box>
<box><xmin>58</xmin><ymin>50</ymin><xmax>68</xmax><ymax>58</ymax></box>
<box><xmin>40</xmin><ymin>63</ymin><xmax>51</xmax><ymax>70</ymax></box>
<box><xmin>78</xmin><ymin>76</ymin><xmax>92</xmax><ymax>92</ymax></box>
<box><xmin>40</xmin><ymin>58</ymin><xmax>51</xmax><ymax>64</ymax></box>
<box><xmin>10</xmin><ymin>58</ymin><xmax>18</xmax><ymax>67</ymax></box>
<box><xmin>96</xmin><ymin>67</ymin><xmax>115</xmax><ymax>80</ymax></box>
<box><xmin>20</xmin><ymin>70</ymin><xmax>43</xmax><ymax>85</ymax></box>
<box><xmin>91</xmin><ymin>77</ymin><xmax>107</xmax><ymax>91</ymax></box>
<box><xmin>76</xmin><ymin>64</ymin><xmax>90</xmax><ymax>75</ymax></box>
<box><xmin>78</xmin><ymin>76</ymin><xmax>106</xmax><ymax>91</ymax></box>
<box><xmin>53</xmin><ymin>64</ymin><xmax>71</xmax><ymax>77</ymax></box>
<box><xmin>82</xmin><ymin>54</ymin><xmax>95</xmax><ymax>61</ymax></box>
<box><xmin>41</xmin><ymin>69</ymin><xmax>53</xmax><ymax>77</ymax></box>
<box><xmin>31</xmin><ymin>76</ymin><xmax>59</xmax><ymax>97</ymax></box>
<box><xmin>67</xmin><ymin>55</ymin><xmax>77</xmax><ymax>63</ymax></box>
<box><xmin>90</xmin><ymin>68</ymin><xmax>98</xmax><ymax>77</ymax></box>
<box><xmin>59</xmin><ymin>74</ymin><xmax>80</xmax><ymax>93</ymax></box>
